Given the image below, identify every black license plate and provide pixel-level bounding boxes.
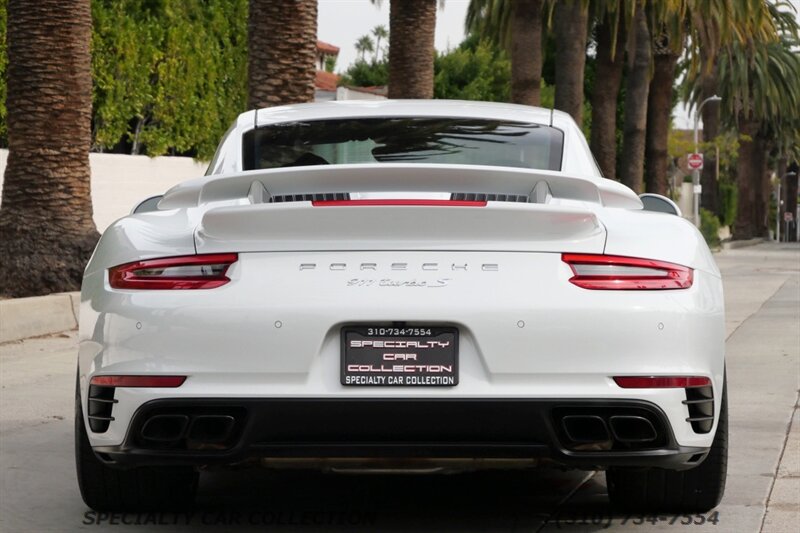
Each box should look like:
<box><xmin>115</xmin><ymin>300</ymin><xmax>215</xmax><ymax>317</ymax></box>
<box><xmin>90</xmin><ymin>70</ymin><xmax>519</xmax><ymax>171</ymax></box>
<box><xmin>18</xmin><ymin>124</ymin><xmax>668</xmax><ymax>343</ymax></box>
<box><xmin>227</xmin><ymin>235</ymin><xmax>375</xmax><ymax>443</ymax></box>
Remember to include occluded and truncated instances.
<box><xmin>341</xmin><ymin>326</ymin><xmax>458</xmax><ymax>386</ymax></box>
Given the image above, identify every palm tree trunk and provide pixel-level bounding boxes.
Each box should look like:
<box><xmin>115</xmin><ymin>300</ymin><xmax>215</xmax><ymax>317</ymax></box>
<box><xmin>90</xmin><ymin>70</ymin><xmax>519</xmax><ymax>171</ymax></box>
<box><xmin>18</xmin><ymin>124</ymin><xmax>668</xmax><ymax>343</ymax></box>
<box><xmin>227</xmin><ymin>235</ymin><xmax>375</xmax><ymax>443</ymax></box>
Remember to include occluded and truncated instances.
<box><xmin>510</xmin><ymin>0</ymin><xmax>543</xmax><ymax>106</ymax></box>
<box><xmin>732</xmin><ymin>117</ymin><xmax>761</xmax><ymax>239</ymax></box>
<box><xmin>388</xmin><ymin>0</ymin><xmax>437</xmax><ymax>99</ymax></box>
<box><xmin>786</xmin><ymin>162</ymin><xmax>799</xmax><ymax>242</ymax></box>
<box><xmin>248</xmin><ymin>0</ymin><xmax>317</xmax><ymax>108</ymax></box>
<box><xmin>699</xmin><ymin>67</ymin><xmax>722</xmax><ymax>215</ymax></box>
<box><xmin>0</xmin><ymin>0</ymin><xmax>99</xmax><ymax>297</ymax></box>
<box><xmin>753</xmin><ymin>135</ymin><xmax>769</xmax><ymax>238</ymax></box>
<box><xmin>619</xmin><ymin>5</ymin><xmax>650</xmax><ymax>193</ymax></box>
<box><xmin>644</xmin><ymin>32</ymin><xmax>680</xmax><ymax>195</ymax></box>
<box><xmin>553</xmin><ymin>0</ymin><xmax>589</xmax><ymax>124</ymax></box>
<box><xmin>589</xmin><ymin>15</ymin><xmax>626</xmax><ymax>180</ymax></box>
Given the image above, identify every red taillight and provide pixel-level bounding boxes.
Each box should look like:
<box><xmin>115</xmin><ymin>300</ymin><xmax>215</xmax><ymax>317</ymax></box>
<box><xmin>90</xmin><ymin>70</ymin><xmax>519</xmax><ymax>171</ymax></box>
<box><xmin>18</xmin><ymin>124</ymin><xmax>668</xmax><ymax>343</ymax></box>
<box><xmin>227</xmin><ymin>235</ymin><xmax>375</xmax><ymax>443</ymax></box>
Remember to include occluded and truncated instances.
<box><xmin>613</xmin><ymin>376</ymin><xmax>711</xmax><ymax>388</ymax></box>
<box><xmin>109</xmin><ymin>253</ymin><xmax>238</xmax><ymax>290</ymax></box>
<box><xmin>90</xmin><ymin>375</ymin><xmax>187</xmax><ymax>387</ymax></box>
<box><xmin>311</xmin><ymin>199</ymin><xmax>487</xmax><ymax>207</ymax></box>
<box><xmin>562</xmin><ymin>253</ymin><xmax>693</xmax><ymax>290</ymax></box>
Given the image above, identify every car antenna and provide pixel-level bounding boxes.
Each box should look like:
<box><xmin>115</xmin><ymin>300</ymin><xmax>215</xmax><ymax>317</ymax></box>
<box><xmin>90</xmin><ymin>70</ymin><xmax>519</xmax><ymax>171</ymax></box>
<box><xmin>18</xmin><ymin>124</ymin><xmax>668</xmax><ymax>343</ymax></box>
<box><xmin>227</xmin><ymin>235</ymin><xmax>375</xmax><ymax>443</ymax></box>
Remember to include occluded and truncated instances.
<box><xmin>549</xmin><ymin>106</ymin><xmax>554</xmax><ymax>127</ymax></box>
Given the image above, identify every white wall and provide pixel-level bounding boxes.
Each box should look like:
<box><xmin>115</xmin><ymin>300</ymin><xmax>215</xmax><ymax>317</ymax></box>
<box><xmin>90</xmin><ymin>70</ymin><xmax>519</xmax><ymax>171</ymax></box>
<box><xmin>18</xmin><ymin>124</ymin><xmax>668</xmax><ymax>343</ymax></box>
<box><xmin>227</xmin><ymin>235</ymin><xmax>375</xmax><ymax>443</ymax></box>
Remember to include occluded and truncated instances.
<box><xmin>0</xmin><ymin>149</ymin><xmax>207</xmax><ymax>232</ymax></box>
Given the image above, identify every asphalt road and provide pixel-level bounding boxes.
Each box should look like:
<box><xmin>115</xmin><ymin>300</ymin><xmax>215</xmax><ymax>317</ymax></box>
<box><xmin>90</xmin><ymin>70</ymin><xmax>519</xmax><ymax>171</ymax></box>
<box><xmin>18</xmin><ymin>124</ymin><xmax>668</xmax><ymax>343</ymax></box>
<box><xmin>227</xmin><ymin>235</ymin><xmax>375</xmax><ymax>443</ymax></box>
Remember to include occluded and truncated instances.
<box><xmin>1</xmin><ymin>243</ymin><xmax>798</xmax><ymax>532</ymax></box>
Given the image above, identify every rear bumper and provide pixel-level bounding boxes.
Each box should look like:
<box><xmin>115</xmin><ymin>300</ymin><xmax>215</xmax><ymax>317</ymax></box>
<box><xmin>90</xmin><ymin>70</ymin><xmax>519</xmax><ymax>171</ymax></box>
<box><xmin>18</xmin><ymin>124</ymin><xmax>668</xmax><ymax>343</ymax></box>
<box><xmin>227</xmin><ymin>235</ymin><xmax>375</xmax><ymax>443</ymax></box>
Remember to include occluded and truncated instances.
<box><xmin>93</xmin><ymin>398</ymin><xmax>710</xmax><ymax>471</ymax></box>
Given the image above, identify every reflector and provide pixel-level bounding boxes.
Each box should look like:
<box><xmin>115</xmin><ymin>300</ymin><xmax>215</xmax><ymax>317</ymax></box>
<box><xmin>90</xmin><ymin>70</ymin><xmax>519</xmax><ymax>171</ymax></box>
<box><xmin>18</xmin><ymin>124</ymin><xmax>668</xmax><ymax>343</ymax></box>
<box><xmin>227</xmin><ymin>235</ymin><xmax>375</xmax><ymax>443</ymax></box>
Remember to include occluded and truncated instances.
<box><xmin>613</xmin><ymin>376</ymin><xmax>711</xmax><ymax>388</ymax></box>
<box><xmin>90</xmin><ymin>375</ymin><xmax>187</xmax><ymax>387</ymax></box>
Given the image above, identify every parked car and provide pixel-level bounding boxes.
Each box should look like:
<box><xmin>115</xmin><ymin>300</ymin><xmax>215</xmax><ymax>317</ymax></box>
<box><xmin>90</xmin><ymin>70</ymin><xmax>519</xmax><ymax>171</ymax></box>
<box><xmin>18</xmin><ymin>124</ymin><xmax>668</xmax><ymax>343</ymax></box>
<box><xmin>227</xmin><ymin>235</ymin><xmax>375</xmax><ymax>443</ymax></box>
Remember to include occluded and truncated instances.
<box><xmin>76</xmin><ymin>100</ymin><xmax>726</xmax><ymax>512</ymax></box>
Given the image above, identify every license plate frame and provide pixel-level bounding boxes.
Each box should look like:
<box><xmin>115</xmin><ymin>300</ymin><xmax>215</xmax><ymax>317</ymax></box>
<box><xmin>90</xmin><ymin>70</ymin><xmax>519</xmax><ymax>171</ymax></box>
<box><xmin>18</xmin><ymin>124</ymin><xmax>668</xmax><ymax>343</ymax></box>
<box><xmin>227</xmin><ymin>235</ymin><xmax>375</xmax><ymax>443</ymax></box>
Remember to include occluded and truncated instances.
<box><xmin>340</xmin><ymin>326</ymin><xmax>459</xmax><ymax>386</ymax></box>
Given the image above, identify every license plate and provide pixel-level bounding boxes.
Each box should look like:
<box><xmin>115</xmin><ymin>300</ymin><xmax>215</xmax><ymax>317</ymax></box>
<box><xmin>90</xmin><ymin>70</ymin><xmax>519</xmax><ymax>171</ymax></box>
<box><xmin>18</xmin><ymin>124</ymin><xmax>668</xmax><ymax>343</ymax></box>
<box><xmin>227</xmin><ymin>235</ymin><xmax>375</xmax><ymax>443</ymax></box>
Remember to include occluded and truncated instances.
<box><xmin>341</xmin><ymin>326</ymin><xmax>458</xmax><ymax>386</ymax></box>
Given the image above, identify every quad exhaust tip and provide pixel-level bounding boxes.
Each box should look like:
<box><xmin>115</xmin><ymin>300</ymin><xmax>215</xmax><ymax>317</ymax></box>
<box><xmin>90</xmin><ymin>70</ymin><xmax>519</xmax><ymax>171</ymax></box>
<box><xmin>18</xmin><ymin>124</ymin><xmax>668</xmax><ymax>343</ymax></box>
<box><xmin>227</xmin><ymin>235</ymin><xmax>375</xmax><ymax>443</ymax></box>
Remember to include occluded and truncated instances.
<box><xmin>558</xmin><ymin>411</ymin><xmax>662</xmax><ymax>450</ymax></box>
<box><xmin>139</xmin><ymin>414</ymin><xmax>237</xmax><ymax>446</ymax></box>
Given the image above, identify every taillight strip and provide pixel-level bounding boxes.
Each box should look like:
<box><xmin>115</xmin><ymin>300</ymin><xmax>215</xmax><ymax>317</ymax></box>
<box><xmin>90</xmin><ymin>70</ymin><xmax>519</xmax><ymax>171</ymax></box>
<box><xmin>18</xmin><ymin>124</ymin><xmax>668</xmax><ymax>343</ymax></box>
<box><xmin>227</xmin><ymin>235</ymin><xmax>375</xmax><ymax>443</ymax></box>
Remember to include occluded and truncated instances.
<box><xmin>109</xmin><ymin>253</ymin><xmax>238</xmax><ymax>290</ymax></box>
<box><xmin>311</xmin><ymin>199</ymin><xmax>487</xmax><ymax>207</ymax></box>
<box><xmin>90</xmin><ymin>375</ymin><xmax>187</xmax><ymax>387</ymax></box>
<box><xmin>562</xmin><ymin>253</ymin><xmax>693</xmax><ymax>290</ymax></box>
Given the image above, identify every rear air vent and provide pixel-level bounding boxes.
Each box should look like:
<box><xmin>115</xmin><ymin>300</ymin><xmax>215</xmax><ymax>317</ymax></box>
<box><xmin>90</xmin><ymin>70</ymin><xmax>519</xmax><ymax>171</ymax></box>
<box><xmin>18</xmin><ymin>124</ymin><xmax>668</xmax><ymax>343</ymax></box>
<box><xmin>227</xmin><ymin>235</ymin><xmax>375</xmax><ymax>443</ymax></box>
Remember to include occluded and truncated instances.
<box><xmin>684</xmin><ymin>385</ymin><xmax>714</xmax><ymax>433</ymax></box>
<box><xmin>87</xmin><ymin>384</ymin><xmax>117</xmax><ymax>433</ymax></box>
<box><xmin>270</xmin><ymin>193</ymin><xmax>350</xmax><ymax>203</ymax></box>
<box><xmin>450</xmin><ymin>192</ymin><xmax>529</xmax><ymax>203</ymax></box>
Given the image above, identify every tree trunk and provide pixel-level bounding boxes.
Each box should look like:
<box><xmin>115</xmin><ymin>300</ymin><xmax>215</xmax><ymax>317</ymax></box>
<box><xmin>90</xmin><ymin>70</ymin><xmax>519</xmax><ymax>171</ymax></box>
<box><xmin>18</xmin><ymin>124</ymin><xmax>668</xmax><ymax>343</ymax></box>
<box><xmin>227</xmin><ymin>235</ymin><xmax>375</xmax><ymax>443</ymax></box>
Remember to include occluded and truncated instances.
<box><xmin>619</xmin><ymin>5</ymin><xmax>650</xmax><ymax>193</ymax></box>
<box><xmin>776</xmin><ymin>155</ymin><xmax>787</xmax><ymax>240</ymax></box>
<box><xmin>248</xmin><ymin>0</ymin><xmax>317</xmax><ymax>108</ymax></box>
<box><xmin>753</xmin><ymin>135</ymin><xmax>769</xmax><ymax>238</ymax></box>
<box><xmin>644</xmin><ymin>31</ymin><xmax>679</xmax><ymax>195</ymax></box>
<box><xmin>0</xmin><ymin>0</ymin><xmax>99</xmax><ymax>297</ymax></box>
<box><xmin>694</xmin><ymin>6</ymin><xmax>722</xmax><ymax>217</ymax></box>
<box><xmin>553</xmin><ymin>0</ymin><xmax>589</xmax><ymax>124</ymax></box>
<box><xmin>510</xmin><ymin>0</ymin><xmax>543</xmax><ymax>106</ymax></box>
<box><xmin>786</xmin><ymin>162</ymin><xmax>799</xmax><ymax>242</ymax></box>
<box><xmin>732</xmin><ymin>118</ymin><xmax>761</xmax><ymax>240</ymax></box>
<box><xmin>388</xmin><ymin>0</ymin><xmax>437</xmax><ymax>99</ymax></box>
<box><xmin>590</xmin><ymin>15</ymin><xmax>626</xmax><ymax>180</ymax></box>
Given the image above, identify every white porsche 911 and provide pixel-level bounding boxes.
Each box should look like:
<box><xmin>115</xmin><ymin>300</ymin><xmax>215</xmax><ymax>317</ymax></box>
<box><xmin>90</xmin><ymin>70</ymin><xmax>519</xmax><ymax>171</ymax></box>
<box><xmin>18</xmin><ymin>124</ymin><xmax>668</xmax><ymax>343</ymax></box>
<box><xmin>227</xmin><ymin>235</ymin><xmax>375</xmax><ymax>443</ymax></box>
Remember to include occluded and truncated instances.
<box><xmin>75</xmin><ymin>100</ymin><xmax>726</xmax><ymax>512</ymax></box>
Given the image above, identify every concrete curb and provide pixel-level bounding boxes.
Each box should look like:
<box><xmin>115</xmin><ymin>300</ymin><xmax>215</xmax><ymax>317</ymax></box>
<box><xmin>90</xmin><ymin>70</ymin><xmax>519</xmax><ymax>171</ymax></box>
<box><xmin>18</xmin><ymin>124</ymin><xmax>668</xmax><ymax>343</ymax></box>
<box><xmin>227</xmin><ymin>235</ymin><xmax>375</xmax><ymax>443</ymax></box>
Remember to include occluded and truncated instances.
<box><xmin>722</xmin><ymin>238</ymin><xmax>769</xmax><ymax>250</ymax></box>
<box><xmin>0</xmin><ymin>292</ymin><xmax>79</xmax><ymax>344</ymax></box>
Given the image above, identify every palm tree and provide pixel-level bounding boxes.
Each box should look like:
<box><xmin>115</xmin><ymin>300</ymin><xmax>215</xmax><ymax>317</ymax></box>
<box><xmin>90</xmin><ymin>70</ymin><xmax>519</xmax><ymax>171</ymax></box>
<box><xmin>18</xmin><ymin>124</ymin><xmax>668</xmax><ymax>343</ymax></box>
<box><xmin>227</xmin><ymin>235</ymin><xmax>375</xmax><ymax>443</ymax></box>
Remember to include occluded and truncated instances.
<box><xmin>686</xmin><ymin>0</ymin><xmax>779</xmax><ymax>213</ymax></box>
<box><xmin>0</xmin><ymin>0</ymin><xmax>99</xmax><ymax>297</ymax></box>
<box><xmin>466</xmin><ymin>0</ymin><xmax>544</xmax><ymax>106</ymax></box>
<box><xmin>372</xmin><ymin>25</ymin><xmax>389</xmax><ymax>62</ymax></box>
<box><xmin>388</xmin><ymin>0</ymin><xmax>437</xmax><ymax>98</ymax></box>
<box><xmin>248</xmin><ymin>0</ymin><xmax>317</xmax><ymax>109</ymax></box>
<box><xmin>510</xmin><ymin>0</ymin><xmax>544</xmax><ymax>105</ymax></box>
<box><xmin>716</xmin><ymin>33</ymin><xmax>800</xmax><ymax>239</ymax></box>
<box><xmin>553</xmin><ymin>0</ymin><xmax>589</xmax><ymax>124</ymax></box>
<box><xmin>589</xmin><ymin>9</ymin><xmax>627</xmax><ymax>180</ymax></box>
<box><xmin>619</xmin><ymin>3</ymin><xmax>650</xmax><ymax>193</ymax></box>
<box><xmin>644</xmin><ymin>24</ymin><xmax>682</xmax><ymax>195</ymax></box>
<box><xmin>356</xmin><ymin>35</ymin><xmax>375</xmax><ymax>62</ymax></box>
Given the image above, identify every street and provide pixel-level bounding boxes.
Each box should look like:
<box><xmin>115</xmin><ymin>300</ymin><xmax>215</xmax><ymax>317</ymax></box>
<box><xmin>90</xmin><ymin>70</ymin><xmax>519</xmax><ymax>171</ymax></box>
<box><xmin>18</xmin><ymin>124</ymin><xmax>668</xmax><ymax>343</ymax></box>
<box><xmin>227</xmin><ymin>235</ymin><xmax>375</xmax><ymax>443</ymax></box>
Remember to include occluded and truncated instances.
<box><xmin>1</xmin><ymin>243</ymin><xmax>797</xmax><ymax>532</ymax></box>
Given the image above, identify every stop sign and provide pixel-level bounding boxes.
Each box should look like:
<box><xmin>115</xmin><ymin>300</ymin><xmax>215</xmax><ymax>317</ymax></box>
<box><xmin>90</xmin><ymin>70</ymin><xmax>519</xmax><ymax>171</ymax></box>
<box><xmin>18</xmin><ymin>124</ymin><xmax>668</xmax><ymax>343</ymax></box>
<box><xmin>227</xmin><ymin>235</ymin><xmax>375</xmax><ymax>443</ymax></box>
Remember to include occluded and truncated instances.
<box><xmin>688</xmin><ymin>153</ymin><xmax>704</xmax><ymax>170</ymax></box>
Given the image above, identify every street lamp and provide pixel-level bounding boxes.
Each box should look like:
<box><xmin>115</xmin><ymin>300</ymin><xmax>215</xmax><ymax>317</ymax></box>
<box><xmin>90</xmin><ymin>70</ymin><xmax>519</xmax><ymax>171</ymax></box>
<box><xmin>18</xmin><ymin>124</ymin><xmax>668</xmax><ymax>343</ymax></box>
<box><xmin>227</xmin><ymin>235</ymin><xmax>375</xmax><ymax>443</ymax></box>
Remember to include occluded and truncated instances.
<box><xmin>692</xmin><ymin>95</ymin><xmax>722</xmax><ymax>227</ymax></box>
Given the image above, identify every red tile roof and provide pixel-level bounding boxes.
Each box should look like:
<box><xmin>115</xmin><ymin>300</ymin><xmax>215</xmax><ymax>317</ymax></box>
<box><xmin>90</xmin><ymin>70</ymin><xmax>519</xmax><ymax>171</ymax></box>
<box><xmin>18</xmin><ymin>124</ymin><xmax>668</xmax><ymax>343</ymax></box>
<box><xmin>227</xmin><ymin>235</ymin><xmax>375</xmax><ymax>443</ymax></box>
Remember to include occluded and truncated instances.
<box><xmin>316</xmin><ymin>40</ymin><xmax>340</xmax><ymax>55</ymax></box>
<box><xmin>315</xmin><ymin>70</ymin><xmax>340</xmax><ymax>91</ymax></box>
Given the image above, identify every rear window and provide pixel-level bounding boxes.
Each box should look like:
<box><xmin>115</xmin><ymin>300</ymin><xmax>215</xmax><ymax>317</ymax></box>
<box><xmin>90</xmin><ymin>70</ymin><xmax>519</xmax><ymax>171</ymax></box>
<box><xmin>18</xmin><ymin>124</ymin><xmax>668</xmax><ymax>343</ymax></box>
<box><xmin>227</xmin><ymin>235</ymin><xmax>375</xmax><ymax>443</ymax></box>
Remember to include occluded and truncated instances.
<box><xmin>242</xmin><ymin>117</ymin><xmax>563</xmax><ymax>172</ymax></box>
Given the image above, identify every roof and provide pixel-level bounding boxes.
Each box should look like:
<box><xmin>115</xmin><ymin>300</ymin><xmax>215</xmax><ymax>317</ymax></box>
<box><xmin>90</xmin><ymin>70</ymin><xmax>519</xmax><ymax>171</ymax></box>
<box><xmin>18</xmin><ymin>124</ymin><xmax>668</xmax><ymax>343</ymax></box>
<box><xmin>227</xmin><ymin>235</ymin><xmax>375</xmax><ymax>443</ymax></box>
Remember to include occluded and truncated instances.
<box><xmin>316</xmin><ymin>40</ymin><xmax>340</xmax><ymax>55</ymax></box>
<box><xmin>345</xmin><ymin>85</ymin><xmax>388</xmax><ymax>97</ymax></box>
<box><xmin>241</xmin><ymin>100</ymin><xmax>565</xmax><ymax>129</ymax></box>
<box><xmin>315</xmin><ymin>70</ymin><xmax>340</xmax><ymax>92</ymax></box>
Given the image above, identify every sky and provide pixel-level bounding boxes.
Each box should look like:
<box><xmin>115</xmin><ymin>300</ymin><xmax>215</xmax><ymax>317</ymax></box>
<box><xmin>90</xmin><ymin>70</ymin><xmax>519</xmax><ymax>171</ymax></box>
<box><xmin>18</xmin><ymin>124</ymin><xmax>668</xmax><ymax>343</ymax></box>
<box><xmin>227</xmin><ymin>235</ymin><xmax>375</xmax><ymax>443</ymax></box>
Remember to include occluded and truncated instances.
<box><xmin>318</xmin><ymin>0</ymin><xmax>469</xmax><ymax>73</ymax></box>
<box><xmin>319</xmin><ymin>0</ymin><xmax>800</xmax><ymax>130</ymax></box>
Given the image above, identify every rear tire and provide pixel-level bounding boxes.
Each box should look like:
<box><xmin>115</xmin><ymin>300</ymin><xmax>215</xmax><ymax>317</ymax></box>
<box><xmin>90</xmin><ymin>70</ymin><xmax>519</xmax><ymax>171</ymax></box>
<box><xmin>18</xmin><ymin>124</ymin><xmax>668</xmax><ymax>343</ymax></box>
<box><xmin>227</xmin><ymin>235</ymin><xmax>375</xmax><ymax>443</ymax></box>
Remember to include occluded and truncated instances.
<box><xmin>74</xmin><ymin>375</ymin><xmax>198</xmax><ymax>511</ymax></box>
<box><xmin>606</xmin><ymin>378</ymin><xmax>728</xmax><ymax>513</ymax></box>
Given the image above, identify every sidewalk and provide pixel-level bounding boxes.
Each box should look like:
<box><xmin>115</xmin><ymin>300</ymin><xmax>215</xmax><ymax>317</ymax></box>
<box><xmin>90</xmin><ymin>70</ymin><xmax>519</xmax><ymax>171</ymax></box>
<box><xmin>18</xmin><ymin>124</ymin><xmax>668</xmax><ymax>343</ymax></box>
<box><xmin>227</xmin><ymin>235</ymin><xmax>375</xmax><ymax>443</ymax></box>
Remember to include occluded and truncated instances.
<box><xmin>0</xmin><ymin>292</ymin><xmax>79</xmax><ymax>343</ymax></box>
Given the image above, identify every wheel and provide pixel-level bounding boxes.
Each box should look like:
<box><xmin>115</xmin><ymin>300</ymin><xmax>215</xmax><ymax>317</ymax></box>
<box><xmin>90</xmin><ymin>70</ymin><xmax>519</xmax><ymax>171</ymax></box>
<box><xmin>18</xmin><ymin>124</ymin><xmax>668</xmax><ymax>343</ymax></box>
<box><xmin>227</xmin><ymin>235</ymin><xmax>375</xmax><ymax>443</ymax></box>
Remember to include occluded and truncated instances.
<box><xmin>74</xmin><ymin>374</ymin><xmax>198</xmax><ymax>511</ymax></box>
<box><xmin>606</xmin><ymin>377</ymin><xmax>728</xmax><ymax>513</ymax></box>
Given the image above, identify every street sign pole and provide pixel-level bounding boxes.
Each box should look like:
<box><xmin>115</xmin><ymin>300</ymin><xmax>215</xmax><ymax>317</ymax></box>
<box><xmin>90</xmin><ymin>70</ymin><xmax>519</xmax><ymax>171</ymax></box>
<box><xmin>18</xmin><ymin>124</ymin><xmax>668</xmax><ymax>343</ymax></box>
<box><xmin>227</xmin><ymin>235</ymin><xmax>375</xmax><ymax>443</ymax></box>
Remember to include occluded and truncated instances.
<box><xmin>692</xmin><ymin>95</ymin><xmax>721</xmax><ymax>228</ymax></box>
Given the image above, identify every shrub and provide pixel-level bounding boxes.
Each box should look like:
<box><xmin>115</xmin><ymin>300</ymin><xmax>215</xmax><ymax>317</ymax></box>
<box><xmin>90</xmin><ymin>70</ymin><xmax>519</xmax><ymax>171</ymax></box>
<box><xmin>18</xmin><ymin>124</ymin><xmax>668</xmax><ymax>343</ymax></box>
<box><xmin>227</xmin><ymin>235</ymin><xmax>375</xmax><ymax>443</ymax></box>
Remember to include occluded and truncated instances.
<box><xmin>718</xmin><ymin>182</ymin><xmax>738</xmax><ymax>227</ymax></box>
<box><xmin>700</xmin><ymin>208</ymin><xmax>721</xmax><ymax>248</ymax></box>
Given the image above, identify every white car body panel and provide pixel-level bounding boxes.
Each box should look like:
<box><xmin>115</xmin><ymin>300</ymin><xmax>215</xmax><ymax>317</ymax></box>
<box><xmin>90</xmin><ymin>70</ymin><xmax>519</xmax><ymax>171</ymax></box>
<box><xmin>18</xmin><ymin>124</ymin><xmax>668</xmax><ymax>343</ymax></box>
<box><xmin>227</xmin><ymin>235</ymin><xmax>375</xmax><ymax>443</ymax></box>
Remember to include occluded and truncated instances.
<box><xmin>78</xmin><ymin>100</ymin><xmax>725</xmax><ymax>470</ymax></box>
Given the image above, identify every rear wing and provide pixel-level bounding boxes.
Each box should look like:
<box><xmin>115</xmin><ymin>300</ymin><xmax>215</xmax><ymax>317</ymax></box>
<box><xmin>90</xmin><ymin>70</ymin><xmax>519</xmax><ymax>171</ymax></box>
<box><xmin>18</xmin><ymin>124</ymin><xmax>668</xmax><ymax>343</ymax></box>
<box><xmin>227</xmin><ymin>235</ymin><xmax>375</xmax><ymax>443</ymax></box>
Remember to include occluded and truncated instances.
<box><xmin>158</xmin><ymin>164</ymin><xmax>642</xmax><ymax>210</ymax></box>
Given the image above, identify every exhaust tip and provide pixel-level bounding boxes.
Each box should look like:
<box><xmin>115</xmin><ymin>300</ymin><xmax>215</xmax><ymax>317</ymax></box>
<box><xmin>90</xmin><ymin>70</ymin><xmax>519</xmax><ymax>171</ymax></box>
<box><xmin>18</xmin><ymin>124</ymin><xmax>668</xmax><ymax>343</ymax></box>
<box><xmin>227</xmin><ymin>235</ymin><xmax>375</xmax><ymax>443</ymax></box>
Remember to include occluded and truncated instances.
<box><xmin>561</xmin><ymin>415</ymin><xmax>611</xmax><ymax>444</ymax></box>
<box><xmin>609</xmin><ymin>415</ymin><xmax>658</xmax><ymax>443</ymax></box>
<box><xmin>187</xmin><ymin>415</ymin><xmax>236</xmax><ymax>444</ymax></box>
<box><xmin>140</xmin><ymin>414</ymin><xmax>189</xmax><ymax>442</ymax></box>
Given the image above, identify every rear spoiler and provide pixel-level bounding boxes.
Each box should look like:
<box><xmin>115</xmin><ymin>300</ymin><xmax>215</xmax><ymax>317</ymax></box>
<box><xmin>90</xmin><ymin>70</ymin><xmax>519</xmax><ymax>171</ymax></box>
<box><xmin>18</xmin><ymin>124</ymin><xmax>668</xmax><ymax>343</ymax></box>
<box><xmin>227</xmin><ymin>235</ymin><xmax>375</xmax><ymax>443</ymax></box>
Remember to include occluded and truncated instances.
<box><xmin>158</xmin><ymin>164</ymin><xmax>642</xmax><ymax>210</ymax></box>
